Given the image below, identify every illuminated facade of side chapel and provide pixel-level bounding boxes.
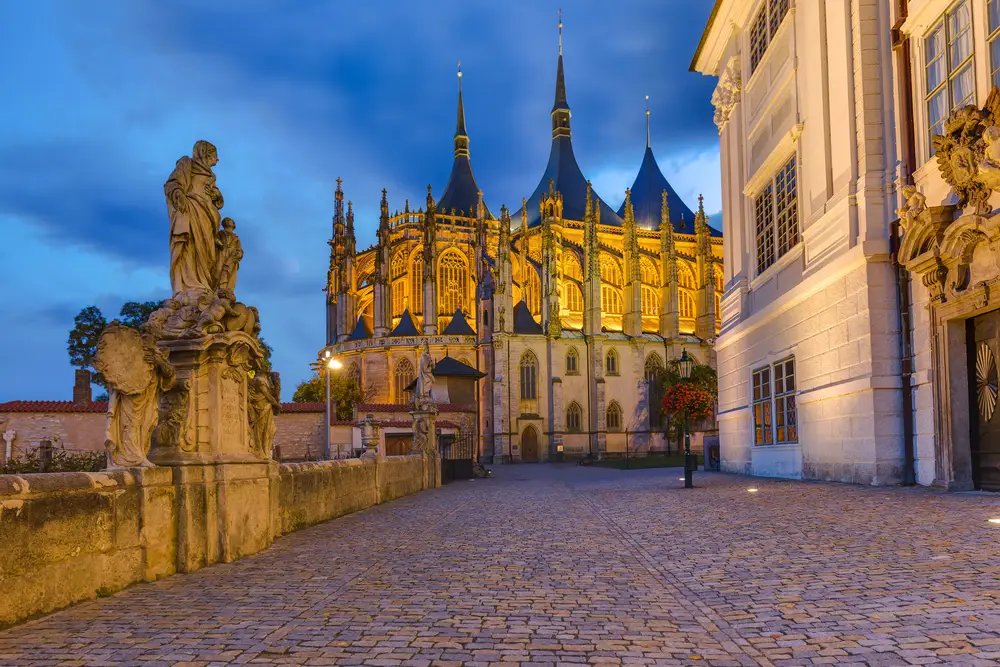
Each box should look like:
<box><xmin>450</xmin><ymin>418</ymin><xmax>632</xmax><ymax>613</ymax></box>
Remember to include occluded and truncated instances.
<box><xmin>324</xmin><ymin>33</ymin><xmax>724</xmax><ymax>463</ymax></box>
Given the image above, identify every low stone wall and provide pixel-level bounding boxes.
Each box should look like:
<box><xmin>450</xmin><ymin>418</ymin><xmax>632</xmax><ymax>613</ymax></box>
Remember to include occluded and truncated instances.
<box><xmin>0</xmin><ymin>454</ymin><xmax>434</xmax><ymax>628</ymax></box>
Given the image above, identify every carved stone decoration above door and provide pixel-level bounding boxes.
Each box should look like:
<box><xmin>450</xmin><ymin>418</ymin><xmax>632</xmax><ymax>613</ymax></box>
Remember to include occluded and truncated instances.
<box><xmin>931</xmin><ymin>86</ymin><xmax>1000</xmax><ymax>215</ymax></box>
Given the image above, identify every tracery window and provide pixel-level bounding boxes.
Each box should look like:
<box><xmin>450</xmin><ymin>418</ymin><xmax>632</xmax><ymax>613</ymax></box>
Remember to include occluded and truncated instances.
<box><xmin>348</xmin><ymin>362</ymin><xmax>361</xmax><ymax>386</ymax></box>
<box><xmin>605</xmin><ymin>348</ymin><xmax>619</xmax><ymax>376</ymax></box>
<box><xmin>645</xmin><ymin>354</ymin><xmax>664</xmax><ymax>428</ymax></box>
<box><xmin>566</xmin><ymin>347</ymin><xmax>579</xmax><ymax>375</ymax></box>
<box><xmin>641</xmin><ymin>286</ymin><xmax>658</xmax><ymax>316</ymax></box>
<box><xmin>520</xmin><ymin>351</ymin><xmax>538</xmax><ymax>400</ymax></box>
<box><xmin>600</xmin><ymin>256</ymin><xmax>622</xmax><ymax>287</ymax></box>
<box><xmin>391</xmin><ymin>252</ymin><xmax>406</xmax><ymax>279</ymax></box>
<box><xmin>678</xmin><ymin>264</ymin><xmax>695</xmax><ymax>290</ymax></box>
<box><xmin>640</xmin><ymin>258</ymin><xmax>658</xmax><ymax>286</ymax></box>
<box><xmin>755</xmin><ymin>156</ymin><xmax>798</xmax><ymax>275</ymax></box>
<box><xmin>566</xmin><ymin>402</ymin><xmax>583</xmax><ymax>433</ymax></box>
<box><xmin>564</xmin><ymin>253</ymin><xmax>583</xmax><ymax>281</ymax></box>
<box><xmin>394</xmin><ymin>358</ymin><xmax>414</xmax><ymax>405</ymax></box>
<box><xmin>392</xmin><ymin>280</ymin><xmax>406</xmax><ymax>317</ymax></box>
<box><xmin>438</xmin><ymin>251</ymin><xmax>468</xmax><ymax>316</ymax></box>
<box><xmin>749</xmin><ymin>0</ymin><xmax>790</xmax><ymax>75</ymax></box>
<box><xmin>564</xmin><ymin>283</ymin><xmax>583</xmax><ymax>312</ymax></box>
<box><xmin>606</xmin><ymin>401</ymin><xmax>622</xmax><ymax>432</ymax></box>
<box><xmin>679</xmin><ymin>290</ymin><xmax>696</xmax><ymax>319</ymax></box>
<box><xmin>525</xmin><ymin>267</ymin><xmax>542</xmax><ymax>316</ymax></box>
<box><xmin>926</xmin><ymin>0</ymin><xmax>974</xmax><ymax>149</ymax></box>
<box><xmin>410</xmin><ymin>257</ymin><xmax>424</xmax><ymax>316</ymax></box>
<box><xmin>601</xmin><ymin>285</ymin><xmax>623</xmax><ymax>314</ymax></box>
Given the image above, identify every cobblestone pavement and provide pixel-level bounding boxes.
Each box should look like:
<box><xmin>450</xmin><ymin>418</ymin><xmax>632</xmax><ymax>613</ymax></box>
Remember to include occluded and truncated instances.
<box><xmin>4</xmin><ymin>466</ymin><xmax>1000</xmax><ymax>666</ymax></box>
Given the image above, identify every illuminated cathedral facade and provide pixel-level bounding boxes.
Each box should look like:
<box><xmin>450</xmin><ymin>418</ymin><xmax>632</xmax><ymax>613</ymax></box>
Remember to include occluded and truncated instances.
<box><xmin>324</xmin><ymin>35</ymin><xmax>723</xmax><ymax>463</ymax></box>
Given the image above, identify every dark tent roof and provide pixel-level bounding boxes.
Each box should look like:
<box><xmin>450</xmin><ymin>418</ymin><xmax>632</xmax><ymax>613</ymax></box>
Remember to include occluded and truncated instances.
<box><xmin>436</xmin><ymin>69</ymin><xmax>493</xmax><ymax>219</ymax></box>
<box><xmin>512</xmin><ymin>300</ymin><xmax>543</xmax><ymax>334</ymax></box>
<box><xmin>441</xmin><ymin>308</ymin><xmax>475</xmax><ymax>335</ymax></box>
<box><xmin>431</xmin><ymin>355</ymin><xmax>486</xmax><ymax>378</ymax></box>
<box><xmin>619</xmin><ymin>146</ymin><xmax>696</xmax><ymax>233</ymax></box>
<box><xmin>345</xmin><ymin>315</ymin><xmax>372</xmax><ymax>341</ymax></box>
<box><xmin>390</xmin><ymin>310</ymin><xmax>420</xmax><ymax>337</ymax></box>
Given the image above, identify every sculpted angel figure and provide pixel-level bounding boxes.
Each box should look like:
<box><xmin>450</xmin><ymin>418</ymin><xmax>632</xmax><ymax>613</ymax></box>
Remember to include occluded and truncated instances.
<box><xmin>248</xmin><ymin>371</ymin><xmax>281</xmax><ymax>458</ymax></box>
<box><xmin>214</xmin><ymin>217</ymin><xmax>243</xmax><ymax>293</ymax></box>
<box><xmin>165</xmin><ymin>140</ymin><xmax>224</xmax><ymax>297</ymax></box>
<box><xmin>97</xmin><ymin>325</ymin><xmax>176</xmax><ymax>468</ymax></box>
<box><xmin>896</xmin><ymin>185</ymin><xmax>927</xmax><ymax>232</ymax></box>
<box><xmin>978</xmin><ymin>126</ymin><xmax>1000</xmax><ymax>192</ymax></box>
<box><xmin>415</xmin><ymin>340</ymin><xmax>435</xmax><ymax>407</ymax></box>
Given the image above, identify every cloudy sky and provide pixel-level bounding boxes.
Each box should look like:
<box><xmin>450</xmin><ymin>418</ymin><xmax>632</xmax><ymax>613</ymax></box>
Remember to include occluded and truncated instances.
<box><xmin>0</xmin><ymin>1</ymin><xmax>719</xmax><ymax>402</ymax></box>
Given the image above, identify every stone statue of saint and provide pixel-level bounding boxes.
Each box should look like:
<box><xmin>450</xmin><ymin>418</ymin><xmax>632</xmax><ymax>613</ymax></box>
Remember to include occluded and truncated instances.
<box><xmin>979</xmin><ymin>126</ymin><xmax>1000</xmax><ymax>192</ymax></box>
<box><xmin>214</xmin><ymin>217</ymin><xmax>243</xmax><ymax>293</ymax></box>
<box><xmin>95</xmin><ymin>324</ymin><xmax>176</xmax><ymax>468</ymax></box>
<box><xmin>248</xmin><ymin>371</ymin><xmax>280</xmax><ymax>458</ymax></box>
<box><xmin>415</xmin><ymin>341</ymin><xmax>435</xmax><ymax>407</ymax></box>
<box><xmin>166</xmin><ymin>140</ymin><xmax>224</xmax><ymax>297</ymax></box>
<box><xmin>896</xmin><ymin>185</ymin><xmax>927</xmax><ymax>232</ymax></box>
<box><xmin>412</xmin><ymin>414</ymin><xmax>429</xmax><ymax>454</ymax></box>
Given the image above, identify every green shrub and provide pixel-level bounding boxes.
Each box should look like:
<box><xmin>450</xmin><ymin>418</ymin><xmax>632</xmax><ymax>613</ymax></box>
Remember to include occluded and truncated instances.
<box><xmin>2</xmin><ymin>448</ymin><xmax>106</xmax><ymax>474</ymax></box>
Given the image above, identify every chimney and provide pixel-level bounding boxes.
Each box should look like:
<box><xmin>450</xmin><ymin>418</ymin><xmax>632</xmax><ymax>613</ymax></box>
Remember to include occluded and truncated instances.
<box><xmin>73</xmin><ymin>369</ymin><xmax>92</xmax><ymax>404</ymax></box>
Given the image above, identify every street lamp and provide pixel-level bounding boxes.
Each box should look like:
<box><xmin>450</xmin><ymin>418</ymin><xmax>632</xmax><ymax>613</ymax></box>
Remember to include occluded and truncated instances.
<box><xmin>678</xmin><ymin>349</ymin><xmax>694</xmax><ymax>489</ymax></box>
<box><xmin>321</xmin><ymin>351</ymin><xmax>343</xmax><ymax>460</ymax></box>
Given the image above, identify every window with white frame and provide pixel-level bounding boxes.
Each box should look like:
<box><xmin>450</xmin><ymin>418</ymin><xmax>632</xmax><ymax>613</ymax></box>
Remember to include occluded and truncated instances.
<box><xmin>925</xmin><ymin>0</ymin><xmax>974</xmax><ymax>149</ymax></box>
<box><xmin>749</xmin><ymin>0</ymin><xmax>791</xmax><ymax>75</ymax></box>
<box><xmin>989</xmin><ymin>0</ymin><xmax>1000</xmax><ymax>88</ymax></box>
<box><xmin>755</xmin><ymin>156</ymin><xmax>798</xmax><ymax>275</ymax></box>
<box><xmin>752</xmin><ymin>357</ymin><xmax>797</xmax><ymax>445</ymax></box>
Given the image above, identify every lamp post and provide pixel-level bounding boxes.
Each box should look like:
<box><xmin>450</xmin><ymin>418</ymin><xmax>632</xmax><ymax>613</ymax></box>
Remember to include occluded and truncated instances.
<box><xmin>321</xmin><ymin>349</ymin><xmax>342</xmax><ymax>460</ymax></box>
<box><xmin>678</xmin><ymin>349</ymin><xmax>694</xmax><ymax>489</ymax></box>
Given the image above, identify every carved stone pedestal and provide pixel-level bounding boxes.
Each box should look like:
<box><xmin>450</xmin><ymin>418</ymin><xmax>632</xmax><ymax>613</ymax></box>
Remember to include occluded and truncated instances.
<box><xmin>149</xmin><ymin>331</ymin><xmax>266</xmax><ymax>466</ymax></box>
<box><xmin>410</xmin><ymin>405</ymin><xmax>440</xmax><ymax>487</ymax></box>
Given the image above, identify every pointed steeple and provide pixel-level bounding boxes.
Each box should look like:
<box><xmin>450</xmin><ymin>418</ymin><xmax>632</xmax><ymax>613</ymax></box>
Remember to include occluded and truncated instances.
<box><xmin>345</xmin><ymin>200</ymin><xmax>356</xmax><ymax>255</ymax></box>
<box><xmin>645</xmin><ymin>95</ymin><xmax>651</xmax><ymax>149</ymax></box>
<box><xmin>333</xmin><ymin>177</ymin><xmax>345</xmax><ymax>240</ymax></box>
<box><xmin>454</xmin><ymin>61</ymin><xmax>469</xmax><ymax>158</ymax></box>
<box><xmin>552</xmin><ymin>9</ymin><xmax>571</xmax><ymax>137</ymax></box>
<box><xmin>437</xmin><ymin>63</ymin><xmax>490</xmax><ymax>218</ymax></box>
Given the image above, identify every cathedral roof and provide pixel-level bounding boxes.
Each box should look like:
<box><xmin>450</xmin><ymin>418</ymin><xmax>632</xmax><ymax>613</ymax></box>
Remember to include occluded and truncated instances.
<box><xmin>436</xmin><ymin>66</ymin><xmax>493</xmax><ymax>219</ymax></box>
<box><xmin>441</xmin><ymin>308</ymin><xmax>475</xmax><ymax>335</ymax></box>
<box><xmin>619</xmin><ymin>146</ymin><xmax>698</xmax><ymax>233</ymax></box>
<box><xmin>512</xmin><ymin>300</ymin><xmax>543</xmax><ymax>334</ymax></box>
<box><xmin>346</xmin><ymin>315</ymin><xmax>372</xmax><ymax>341</ymax></box>
<box><xmin>516</xmin><ymin>32</ymin><xmax>621</xmax><ymax>229</ymax></box>
<box><xmin>389</xmin><ymin>310</ymin><xmax>420</xmax><ymax>337</ymax></box>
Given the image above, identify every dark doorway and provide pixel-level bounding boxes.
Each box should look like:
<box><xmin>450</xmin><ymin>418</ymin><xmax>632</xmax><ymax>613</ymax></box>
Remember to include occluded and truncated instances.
<box><xmin>969</xmin><ymin>309</ymin><xmax>1000</xmax><ymax>491</ymax></box>
<box><xmin>521</xmin><ymin>425</ymin><xmax>539</xmax><ymax>462</ymax></box>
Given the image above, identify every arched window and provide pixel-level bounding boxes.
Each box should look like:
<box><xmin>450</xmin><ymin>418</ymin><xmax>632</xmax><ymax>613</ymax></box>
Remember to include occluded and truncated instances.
<box><xmin>601</xmin><ymin>285</ymin><xmax>623</xmax><ymax>314</ymax></box>
<box><xmin>566</xmin><ymin>402</ymin><xmax>583</xmax><ymax>433</ymax></box>
<box><xmin>566</xmin><ymin>347</ymin><xmax>579</xmax><ymax>375</ymax></box>
<box><xmin>715</xmin><ymin>271</ymin><xmax>724</xmax><ymax>293</ymax></box>
<box><xmin>678</xmin><ymin>263</ymin><xmax>695</xmax><ymax>289</ymax></box>
<box><xmin>391</xmin><ymin>252</ymin><xmax>406</xmax><ymax>279</ymax></box>
<box><xmin>640</xmin><ymin>257</ymin><xmax>658</xmax><ymax>286</ymax></box>
<box><xmin>605</xmin><ymin>348</ymin><xmax>619</xmax><ymax>376</ymax></box>
<box><xmin>410</xmin><ymin>256</ymin><xmax>424</xmax><ymax>316</ymax></box>
<box><xmin>641</xmin><ymin>286</ymin><xmax>658</xmax><ymax>316</ymax></box>
<box><xmin>525</xmin><ymin>267</ymin><xmax>542</xmax><ymax>316</ymax></box>
<box><xmin>645</xmin><ymin>354</ymin><xmax>664</xmax><ymax>428</ymax></box>
<box><xmin>520</xmin><ymin>351</ymin><xmax>538</xmax><ymax>400</ymax></box>
<box><xmin>564</xmin><ymin>253</ymin><xmax>583</xmax><ymax>280</ymax></box>
<box><xmin>348</xmin><ymin>362</ymin><xmax>361</xmax><ymax>386</ymax></box>
<box><xmin>606</xmin><ymin>401</ymin><xmax>622</xmax><ymax>432</ymax></box>
<box><xmin>392</xmin><ymin>279</ymin><xmax>406</xmax><ymax>317</ymax></box>
<box><xmin>438</xmin><ymin>251</ymin><xmax>468</xmax><ymax>316</ymax></box>
<box><xmin>393</xmin><ymin>358</ymin><xmax>414</xmax><ymax>405</ymax></box>
<box><xmin>679</xmin><ymin>290</ymin><xmax>696</xmax><ymax>319</ymax></box>
<box><xmin>600</xmin><ymin>255</ymin><xmax>622</xmax><ymax>286</ymax></box>
<box><xmin>715</xmin><ymin>294</ymin><xmax>721</xmax><ymax>317</ymax></box>
<box><xmin>564</xmin><ymin>283</ymin><xmax>583</xmax><ymax>312</ymax></box>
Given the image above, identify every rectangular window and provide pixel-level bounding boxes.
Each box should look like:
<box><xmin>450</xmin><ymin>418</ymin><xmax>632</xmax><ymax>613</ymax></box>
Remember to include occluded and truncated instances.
<box><xmin>989</xmin><ymin>0</ymin><xmax>1000</xmax><ymax>88</ymax></box>
<box><xmin>755</xmin><ymin>156</ymin><xmax>798</xmax><ymax>275</ymax></box>
<box><xmin>925</xmin><ymin>0</ymin><xmax>974</xmax><ymax>149</ymax></box>
<box><xmin>752</xmin><ymin>357</ymin><xmax>797</xmax><ymax>446</ymax></box>
<box><xmin>749</xmin><ymin>0</ymin><xmax>791</xmax><ymax>75</ymax></box>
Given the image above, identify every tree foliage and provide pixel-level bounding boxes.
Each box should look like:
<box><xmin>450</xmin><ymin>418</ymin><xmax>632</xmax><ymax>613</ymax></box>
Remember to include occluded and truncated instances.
<box><xmin>67</xmin><ymin>306</ymin><xmax>108</xmax><ymax>387</ymax></box>
<box><xmin>292</xmin><ymin>372</ymin><xmax>369</xmax><ymax>421</ymax></box>
<box><xmin>118</xmin><ymin>301</ymin><xmax>162</xmax><ymax>328</ymax></box>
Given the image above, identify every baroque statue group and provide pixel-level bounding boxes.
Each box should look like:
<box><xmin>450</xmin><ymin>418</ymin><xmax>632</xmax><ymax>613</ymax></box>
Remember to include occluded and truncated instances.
<box><xmin>95</xmin><ymin>141</ymin><xmax>280</xmax><ymax>469</ymax></box>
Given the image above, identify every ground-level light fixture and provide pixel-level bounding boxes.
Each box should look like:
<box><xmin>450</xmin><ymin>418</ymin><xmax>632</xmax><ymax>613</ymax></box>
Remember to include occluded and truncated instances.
<box><xmin>988</xmin><ymin>518</ymin><xmax>1000</xmax><ymax>524</ymax></box>
<box><xmin>747</xmin><ymin>488</ymin><xmax>759</xmax><ymax>493</ymax></box>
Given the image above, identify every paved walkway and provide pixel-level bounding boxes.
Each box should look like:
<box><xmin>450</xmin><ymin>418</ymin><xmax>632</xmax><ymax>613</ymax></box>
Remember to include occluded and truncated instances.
<box><xmin>4</xmin><ymin>466</ymin><xmax>1000</xmax><ymax>666</ymax></box>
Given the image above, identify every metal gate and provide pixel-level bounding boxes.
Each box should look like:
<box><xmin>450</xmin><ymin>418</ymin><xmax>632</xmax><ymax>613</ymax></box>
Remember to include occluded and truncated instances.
<box><xmin>440</xmin><ymin>432</ymin><xmax>476</xmax><ymax>484</ymax></box>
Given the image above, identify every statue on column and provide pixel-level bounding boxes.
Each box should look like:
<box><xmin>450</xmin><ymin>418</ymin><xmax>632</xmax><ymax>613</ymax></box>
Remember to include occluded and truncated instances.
<box><xmin>414</xmin><ymin>340</ymin><xmax>435</xmax><ymax>409</ymax></box>
<box><xmin>95</xmin><ymin>324</ymin><xmax>176</xmax><ymax>468</ymax></box>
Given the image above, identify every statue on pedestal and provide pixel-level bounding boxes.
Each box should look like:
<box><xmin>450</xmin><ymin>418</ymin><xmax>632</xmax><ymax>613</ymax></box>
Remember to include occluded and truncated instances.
<box><xmin>414</xmin><ymin>340</ymin><xmax>435</xmax><ymax>409</ymax></box>
<box><xmin>248</xmin><ymin>370</ymin><xmax>280</xmax><ymax>458</ymax></box>
<box><xmin>166</xmin><ymin>140</ymin><xmax>223</xmax><ymax>298</ymax></box>
<box><xmin>95</xmin><ymin>324</ymin><xmax>176</xmax><ymax>468</ymax></box>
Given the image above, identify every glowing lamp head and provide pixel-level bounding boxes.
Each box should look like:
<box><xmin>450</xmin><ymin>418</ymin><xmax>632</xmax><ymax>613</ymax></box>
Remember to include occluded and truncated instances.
<box><xmin>678</xmin><ymin>349</ymin><xmax>693</xmax><ymax>380</ymax></box>
<box><xmin>327</xmin><ymin>358</ymin><xmax>343</xmax><ymax>370</ymax></box>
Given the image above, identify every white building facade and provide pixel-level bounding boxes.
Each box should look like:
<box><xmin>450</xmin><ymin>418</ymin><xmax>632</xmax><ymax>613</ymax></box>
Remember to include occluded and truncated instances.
<box><xmin>695</xmin><ymin>0</ymin><xmax>1000</xmax><ymax>491</ymax></box>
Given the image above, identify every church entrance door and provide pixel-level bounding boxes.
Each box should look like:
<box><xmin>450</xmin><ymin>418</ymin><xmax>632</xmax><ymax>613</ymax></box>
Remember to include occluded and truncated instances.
<box><xmin>521</xmin><ymin>426</ymin><xmax>539</xmax><ymax>463</ymax></box>
<box><xmin>969</xmin><ymin>309</ymin><xmax>1000</xmax><ymax>491</ymax></box>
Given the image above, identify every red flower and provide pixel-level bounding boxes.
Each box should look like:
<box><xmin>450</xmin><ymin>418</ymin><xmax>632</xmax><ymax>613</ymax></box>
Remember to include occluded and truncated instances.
<box><xmin>661</xmin><ymin>383</ymin><xmax>715</xmax><ymax>422</ymax></box>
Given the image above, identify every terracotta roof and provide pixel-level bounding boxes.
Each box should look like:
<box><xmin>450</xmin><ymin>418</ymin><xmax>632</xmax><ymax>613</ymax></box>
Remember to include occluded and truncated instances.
<box><xmin>356</xmin><ymin>402</ymin><xmax>475</xmax><ymax>414</ymax></box>
<box><xmin>378</xmin><ymin>419</ymin><xmax>459</xmax><ymax>429</ymax></box>
<box><xmin>0</xmin><ymin>400</ymin><xmax>108</xmax><ymax>413</ymax></box>
<box><xmin>281</xmin><ymin>402</ymin><xmax>325</xmax><ymax>413</ymax></box>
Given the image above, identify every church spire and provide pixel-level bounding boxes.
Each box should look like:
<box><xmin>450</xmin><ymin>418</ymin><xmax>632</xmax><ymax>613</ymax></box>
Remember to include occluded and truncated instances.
<box><xmin>454</xmin><ymin>61</ymin><xmax>469</xmax><ymax>158</ymax></box>
<box><xmin>645</xmin><ymin>95</ymin><xmax>651</xmax><ymax>149</ymax></box>
<box><xmin>552</xmin><ymin>10</ymin><xmax>571</xmax><ymax>138</ymax></box>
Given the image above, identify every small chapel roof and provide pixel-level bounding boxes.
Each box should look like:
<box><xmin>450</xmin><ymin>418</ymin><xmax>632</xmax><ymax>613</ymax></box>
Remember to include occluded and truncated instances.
<box><xmin>441</xmin><ymin>308</ymin><xmax>475</xmax><ymax>335</ymax></box>
<box><xmin>345</xmin><ymin>315</ymin><xmax>372</xmax><ymax>341</ymax></box>
<box><xmin>512</xmin><ymin>300</ymin><xmax>544</xmax><ymax>334</ymax></box>
<box><xmin>403</xmin><ymin>356</ymin><xmax>486</xmax><ymax>391</ymax></box>
<box><xmin>390</xmin><ymin>310</ymin><xmax>421</xmax><ymax>337</ymax></box>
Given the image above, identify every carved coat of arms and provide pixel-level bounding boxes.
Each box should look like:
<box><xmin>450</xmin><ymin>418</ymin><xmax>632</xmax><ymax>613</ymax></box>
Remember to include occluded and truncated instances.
<box><xmin>932</xmin><ymin>87</ymin><xmax>1000</xmax><ymax>215</ymax></box>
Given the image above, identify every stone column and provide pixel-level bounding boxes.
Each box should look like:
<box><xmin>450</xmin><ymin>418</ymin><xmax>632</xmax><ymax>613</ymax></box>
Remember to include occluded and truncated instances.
<box><xmin>2</xmin><ymin>430</ymin><xmax>14</xmax><ymax>465</ymax></box>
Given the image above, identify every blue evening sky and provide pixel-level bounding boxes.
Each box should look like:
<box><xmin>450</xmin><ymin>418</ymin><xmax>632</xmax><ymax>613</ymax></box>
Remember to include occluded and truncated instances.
<box><xmin>0</xmin><ymin>1</ymin><xmax>719</xmax><ymax>401</ymax></box>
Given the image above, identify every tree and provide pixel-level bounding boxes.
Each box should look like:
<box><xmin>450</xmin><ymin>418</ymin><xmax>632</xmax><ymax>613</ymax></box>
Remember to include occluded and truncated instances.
<box><xmin>257</xmin><ymin>336</ymin><xmax>274</xmax><ymax>371</ymax></box>
<box><xmin>67</xmin><ymin>306</ymin><xmax>108</xmax><ymax>387</ymax></box>
<box><xmin>118</xmin><ymin>301</ymin><xmax>162</xmax><ymax>328</ymax></box>
<box><xmin>292</xmin><ymin>372</ymin><xmax>369</xmax><ymax>421</ymax></box>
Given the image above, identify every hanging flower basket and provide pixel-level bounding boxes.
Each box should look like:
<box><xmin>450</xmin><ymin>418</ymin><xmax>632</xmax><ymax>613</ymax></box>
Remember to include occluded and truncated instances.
<box><xmin>661</xmin><ymin>382</ymin><xmax>715</xmax><ymax>423</ymax></box>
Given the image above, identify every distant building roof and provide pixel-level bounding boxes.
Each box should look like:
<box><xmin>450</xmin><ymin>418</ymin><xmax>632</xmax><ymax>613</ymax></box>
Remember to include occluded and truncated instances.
<box><xmin>0</xmin><ymin>400</ymin><xmax>107</xmax><ymax>414</ymax></box>
<box><xmin>441</xmin><ymin>308</ymin><xmax>476</xmax><ymax>335</ymax></box>
<box><xmin>390</xmin><ymin>310</ymin><xmax>420</xmax><ymax>337</ymax></box>
<box><xmin>512</xmin><ymin>300</ymin><xmax>543</xmax><ymax>334</ymax></box>
<box><xmin>355</xmin><ymin>402</ymin><xmax>476</xmax><ymax>414</ymax></box>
